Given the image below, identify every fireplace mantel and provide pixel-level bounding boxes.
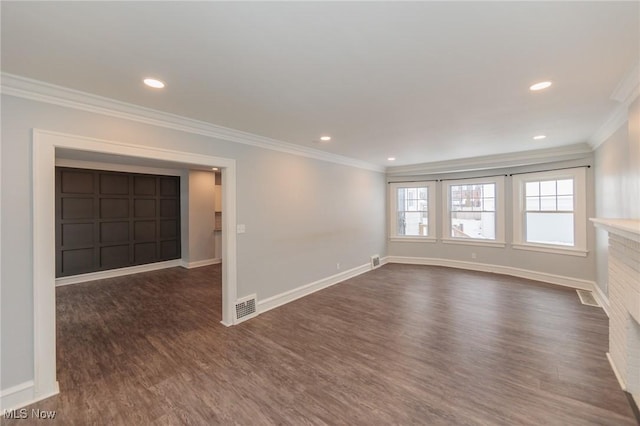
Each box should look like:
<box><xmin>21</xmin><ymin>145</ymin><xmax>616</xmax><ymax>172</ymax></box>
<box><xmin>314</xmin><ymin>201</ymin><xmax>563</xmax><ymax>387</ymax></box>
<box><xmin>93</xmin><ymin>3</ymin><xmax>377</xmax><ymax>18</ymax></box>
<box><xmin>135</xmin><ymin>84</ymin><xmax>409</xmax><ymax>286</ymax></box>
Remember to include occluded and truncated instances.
<box><xmin>591</xmin><ymin>218</ymin><xmax>640</xmax><ymax>242</ymax></box>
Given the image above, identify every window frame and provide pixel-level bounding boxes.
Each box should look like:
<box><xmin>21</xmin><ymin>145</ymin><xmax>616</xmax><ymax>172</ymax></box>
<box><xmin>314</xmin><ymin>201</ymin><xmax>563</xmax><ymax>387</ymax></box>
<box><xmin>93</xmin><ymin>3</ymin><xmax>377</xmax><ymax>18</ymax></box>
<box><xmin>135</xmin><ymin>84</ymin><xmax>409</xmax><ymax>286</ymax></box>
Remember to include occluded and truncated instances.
<box><xmin>442</xmin><ymin>176</ymin><xmax>506</xmax><ymax>247</ymax></box>
<box><xmin>388</xmin><ymin>181</ymin><xmax>437</xmax><ymax>242</ymax></box>
<box><xmin>511</xmin><ymin>167</ymin><xmax>587</xmax><ymax>256</ymax></box>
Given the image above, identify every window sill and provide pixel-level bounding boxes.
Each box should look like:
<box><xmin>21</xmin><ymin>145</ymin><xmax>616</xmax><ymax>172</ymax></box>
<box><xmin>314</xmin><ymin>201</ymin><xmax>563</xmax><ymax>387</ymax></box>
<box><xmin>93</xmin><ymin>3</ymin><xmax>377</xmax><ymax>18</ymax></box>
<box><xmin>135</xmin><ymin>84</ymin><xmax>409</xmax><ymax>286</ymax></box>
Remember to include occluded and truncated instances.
<box><xmin>441</xmin><ymin>238</ymin><xmax>506</xmax><ymax>248</ymax></box>
<box><xmin>389</xmin><ymin>237</ymin><xmax>437</xmax><ymax>243</ymax></box>
<box><xmin>511</xmin><ymin>243</ymin><xmax>588</xmax><ymax>257</ymax></box>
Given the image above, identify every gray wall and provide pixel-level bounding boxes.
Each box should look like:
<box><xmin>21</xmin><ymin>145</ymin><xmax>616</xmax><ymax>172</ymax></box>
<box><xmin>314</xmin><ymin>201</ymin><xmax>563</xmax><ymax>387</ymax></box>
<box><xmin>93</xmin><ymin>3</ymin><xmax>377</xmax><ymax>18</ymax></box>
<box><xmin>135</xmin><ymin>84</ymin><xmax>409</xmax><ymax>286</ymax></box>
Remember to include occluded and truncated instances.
<box><xmin>214</xmin><ymin>177</ymin><xmax>223</xmax><ymax>260</ymax></box>
<box><xmin>0</xmin><ymin>94</ymin><xmax>387</xmax><ymax>390</ymax></box>
<box><xmin>187</xmin><ymin>170</ymin><xmax>217</xmax><ymax>263</ymax></box>
<box><xmin>594</xmin><ymin>96</ymin><xmax>640</xmax><ymax>294</ymax></box>
<box><xmin>387</xmin><ymin>157</ymin><xmax>597</xmax><ymax>282</ymax></box>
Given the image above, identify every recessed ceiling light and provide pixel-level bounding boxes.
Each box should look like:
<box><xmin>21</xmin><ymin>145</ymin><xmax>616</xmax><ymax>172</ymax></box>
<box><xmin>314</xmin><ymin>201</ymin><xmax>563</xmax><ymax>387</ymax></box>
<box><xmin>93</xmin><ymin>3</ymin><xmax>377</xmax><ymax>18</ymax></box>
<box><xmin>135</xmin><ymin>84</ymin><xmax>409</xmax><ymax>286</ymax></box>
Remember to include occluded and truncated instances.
<box><xmin>529</xmin><ymin>81</ymin><xmax>552</xmax><ymax>91</ymax></box>
<box><xmin>533</xmin><ymin>135</ymin><xmax>546</xmax><ymax>140</ymax></box>
<box><xmin>320</xmin><ymin>136</ymin><xmax>331</xmax><ymax>141</ymax></box>
<box><xmin>211</xmin><ymin>167</ymin><xmax>219</xmax><ymax>171</ymax></box>
<box><xmin>143</xmin><ymin>78</ymin><xmax>165</xmax><ymax>89</ymax></box>
<box><xmin>387</xmin><ymin>157</ymin><xmax>396</xmax><ymax>161</ymax></box>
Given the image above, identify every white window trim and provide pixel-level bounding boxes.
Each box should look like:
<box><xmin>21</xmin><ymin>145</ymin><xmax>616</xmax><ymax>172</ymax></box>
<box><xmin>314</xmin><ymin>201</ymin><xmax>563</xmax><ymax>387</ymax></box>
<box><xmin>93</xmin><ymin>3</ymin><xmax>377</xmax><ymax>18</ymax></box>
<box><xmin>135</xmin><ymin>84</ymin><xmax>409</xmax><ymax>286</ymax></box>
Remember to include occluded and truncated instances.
<box><xmin>389</xmin><ymin>237</ymin><xmax>437</xmax><ymax>243</ymax></box>
<box><xmin>441</xmin><ymin>176</ymin><xmax>506</xmax><ymax>245</ymax></box>
<box><xmin>512</xmin><ymin>167</ymin><xmax>587</xmax><ymax>256</ymax></box>
<box><xmin>442</xmin><ymin>239</ymin><xmax>506</xmax><ymax>248</ymax></box>
<box><xmin>389</xmin><ymin>181</ymin><xmax>437</xmax><ymax>241</ymax></box>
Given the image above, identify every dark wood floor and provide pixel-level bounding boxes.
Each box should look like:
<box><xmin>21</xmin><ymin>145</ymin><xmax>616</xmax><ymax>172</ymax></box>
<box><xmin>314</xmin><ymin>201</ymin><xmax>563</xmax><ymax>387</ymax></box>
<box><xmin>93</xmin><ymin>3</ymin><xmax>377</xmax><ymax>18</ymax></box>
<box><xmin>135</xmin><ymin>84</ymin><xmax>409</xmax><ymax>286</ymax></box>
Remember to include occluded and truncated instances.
<box><xmin>6</xmin><ymin>264</ymin><xmax>636</xmax><ymax>425</ymax></box>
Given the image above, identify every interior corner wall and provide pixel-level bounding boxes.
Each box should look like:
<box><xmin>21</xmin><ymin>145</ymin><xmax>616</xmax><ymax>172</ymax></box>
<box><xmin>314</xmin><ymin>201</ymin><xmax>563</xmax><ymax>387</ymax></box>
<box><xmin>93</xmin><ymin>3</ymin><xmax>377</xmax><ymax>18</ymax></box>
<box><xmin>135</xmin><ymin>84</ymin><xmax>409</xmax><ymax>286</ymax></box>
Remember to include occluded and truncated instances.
<box><xmin>0</xmin><ymin>94</ymin><xmax>387</xmax><ymax>393</ymax></box>
<box><xmin>187</xmin><ymin>170</ymin><xmax>217</xmax><ymax>264</ymax></box>
<box><xmin>594</xmin><ymin>95</ymin><xmax>640</xmax><ymax>295</ymax></box>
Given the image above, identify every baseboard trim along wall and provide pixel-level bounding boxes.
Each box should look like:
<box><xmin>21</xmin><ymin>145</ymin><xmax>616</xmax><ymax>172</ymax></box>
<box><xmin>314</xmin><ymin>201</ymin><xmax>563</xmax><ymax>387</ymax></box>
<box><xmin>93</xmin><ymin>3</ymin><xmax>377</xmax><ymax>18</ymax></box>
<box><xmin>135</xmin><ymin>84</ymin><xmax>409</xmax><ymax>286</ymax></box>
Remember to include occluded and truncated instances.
<box><xmin>0</xmin><ymin>380</ymin><xmax>59</xmax><ymax>412</ymax></box>
<box><xmin>607</xmin><ymin>352</ymin><xmax>626</xmax><ymax>392</ymax></box>
<box><xmin>257</xmin><ymin>262</ymin><xmax>374</xmax><ymax>315</ymax></box>
<box><xmin>181</xmin><ymin>258</ymin><xmax>222</xmax><ymax>269</ymax></box>
<box><xmin>55</xmin><ymin>259</ymin><xmax>182</xmax><ymax>286</ymax></box>
<box><xmin>593</xmin><ymin>282</ymin><xmax>611</xmax><ymax>317</ymax></box>
<box><xmin>607</xmin><ymin>353</ymin><xmax>640</xmax><ymax>416</ymax></box>
<box><xmin>386</xmin><ymin>256</ymin><xmax>598</xmax><ymax>292</ymax></box>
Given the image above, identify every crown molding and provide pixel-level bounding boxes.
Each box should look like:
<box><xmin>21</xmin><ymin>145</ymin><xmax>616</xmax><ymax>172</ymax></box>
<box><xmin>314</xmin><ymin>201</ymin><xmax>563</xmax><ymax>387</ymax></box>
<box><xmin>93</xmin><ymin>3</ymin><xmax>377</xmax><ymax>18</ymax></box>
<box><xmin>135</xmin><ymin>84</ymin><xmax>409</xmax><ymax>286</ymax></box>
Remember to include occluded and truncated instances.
<box><xmin>386</xmin><ymin>143</ymin><xmax>593</xmax><ymax>177</ymax></box>
<box><xmin>589</xmin><ymin>60</ymin><xmax>639</xmax><ymax>150</ymax></box>
<box><xmin>0</xmin><ymin>73</ymin><xmax>384</xmax><ymax>173</ymax></box>
<box><xmin>611</xmin><ymin>61</ymin><xmax>640</xmax><ymax>104</ymax></box>
<box><xmin>588</xmin><ymin>104</ymin><xmax>629</xmax><ymax>150</ymax></box>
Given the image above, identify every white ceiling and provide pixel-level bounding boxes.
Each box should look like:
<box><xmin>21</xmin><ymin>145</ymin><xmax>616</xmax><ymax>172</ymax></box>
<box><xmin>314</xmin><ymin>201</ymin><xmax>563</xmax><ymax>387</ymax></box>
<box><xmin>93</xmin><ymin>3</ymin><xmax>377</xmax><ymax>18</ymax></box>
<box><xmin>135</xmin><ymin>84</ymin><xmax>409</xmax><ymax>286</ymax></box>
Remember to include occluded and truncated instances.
<box><xmin>2</xmin><ymin>2</ymin><xmax>638</xmax><ymax>167</ymax></box>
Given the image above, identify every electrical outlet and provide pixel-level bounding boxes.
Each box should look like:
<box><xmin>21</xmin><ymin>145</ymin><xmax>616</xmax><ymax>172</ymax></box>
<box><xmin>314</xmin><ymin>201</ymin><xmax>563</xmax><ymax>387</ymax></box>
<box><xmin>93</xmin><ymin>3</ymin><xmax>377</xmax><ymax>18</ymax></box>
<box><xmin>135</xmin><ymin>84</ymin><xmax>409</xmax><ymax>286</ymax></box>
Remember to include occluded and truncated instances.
<box><xmin>471</xmin><ymin>252</ymin><xmax>477</xmax><ymax>259</ymax></box>
<box><xmin>336</xmin><ymin>262</ymin><xmax>341</xmax><ymax>270</ymax></box>
<box><xmin>237</xmin><ymin>224</ymin><xmax>246</xmax><ymax>234</ymax></box>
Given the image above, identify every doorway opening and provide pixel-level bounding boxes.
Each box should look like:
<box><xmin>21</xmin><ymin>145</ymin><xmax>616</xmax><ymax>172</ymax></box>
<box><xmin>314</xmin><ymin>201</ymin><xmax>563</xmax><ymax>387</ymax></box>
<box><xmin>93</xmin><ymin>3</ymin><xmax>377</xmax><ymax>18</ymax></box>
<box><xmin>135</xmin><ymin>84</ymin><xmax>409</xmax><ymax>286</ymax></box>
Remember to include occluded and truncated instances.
<box><xmin>32</xmin><ymin>129</ymin><xmax>238</xmax><ymax>402</ymax></box>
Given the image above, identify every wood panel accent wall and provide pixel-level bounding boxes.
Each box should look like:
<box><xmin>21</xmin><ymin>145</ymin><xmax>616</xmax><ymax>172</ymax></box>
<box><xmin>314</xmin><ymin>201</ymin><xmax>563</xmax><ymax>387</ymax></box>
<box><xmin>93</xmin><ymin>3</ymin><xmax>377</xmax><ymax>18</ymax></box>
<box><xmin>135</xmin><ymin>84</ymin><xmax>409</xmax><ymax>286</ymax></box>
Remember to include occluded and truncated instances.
<box><xmin>55</xmin><ymin>167</ymin><xmax>181</xmax><ymax>277</ymax></box>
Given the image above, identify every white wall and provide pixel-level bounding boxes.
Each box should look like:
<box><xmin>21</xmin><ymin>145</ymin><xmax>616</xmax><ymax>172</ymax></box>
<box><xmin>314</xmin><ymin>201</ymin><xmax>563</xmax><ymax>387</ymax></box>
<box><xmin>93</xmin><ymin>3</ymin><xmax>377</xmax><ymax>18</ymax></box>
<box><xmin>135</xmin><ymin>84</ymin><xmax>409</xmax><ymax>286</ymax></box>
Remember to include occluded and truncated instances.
<box><xmin>0</xmin><ymin>94</ymin><xmax>387</xmax><ymax>391</ymax></box>
<box><xmin>594</xmin><ymin>96</ymin><xmax>640</xmax><ymax>295</ymax></box>
<box><xmin>214</xmin><ymin>175</ymin><xmax>223</xmax><ymax>259</ymax></box>
<box><xmin>187</xmin><ymin>170</ymin><xmax>217</xmax><ymax>264</ymax></box>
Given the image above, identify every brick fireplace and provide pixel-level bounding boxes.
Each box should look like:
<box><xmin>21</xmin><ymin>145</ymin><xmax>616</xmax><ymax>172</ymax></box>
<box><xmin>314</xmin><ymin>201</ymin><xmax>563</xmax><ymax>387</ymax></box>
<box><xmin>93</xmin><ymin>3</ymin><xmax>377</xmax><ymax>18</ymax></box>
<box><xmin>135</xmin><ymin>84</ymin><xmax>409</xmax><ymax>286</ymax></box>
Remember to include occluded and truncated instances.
<box><xmin>592</xmin><ymin>219</ymin><xmax>640</xmax><ymax>405</ymax></box>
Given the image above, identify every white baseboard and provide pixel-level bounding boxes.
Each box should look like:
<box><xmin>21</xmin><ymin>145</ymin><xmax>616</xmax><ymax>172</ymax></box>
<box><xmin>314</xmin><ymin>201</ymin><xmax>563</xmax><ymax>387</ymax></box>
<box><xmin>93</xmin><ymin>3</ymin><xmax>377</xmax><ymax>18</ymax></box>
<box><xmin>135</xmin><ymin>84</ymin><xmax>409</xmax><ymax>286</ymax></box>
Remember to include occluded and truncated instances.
<box><xmin>606</xmin><ymin>353</ymin><xmax>640</xmax><ymax>408</ymax></box>
<box><xmin>55</xmin><ymin>259</ymin><xmax>182</xmax><ymax>286</ymax></box>
<box><xmin>607</xmin><ymin>352</ymin><xmax>626</xmax><ymax>391</ymax></box>
<box><xmin>258</xmin><ymin>262</ymin><xmax>372</xmax><ymax>315</ymax></box>
<box><xmin>593</xmin><ymin>283</ymin><xmax>610</xmax><ymax>317</ymax></box>
<box><xmin>0</xmin><ymin>380</ymin><xmax>59</xmax><ymax>411</ymax></box>
<box><xmin>387</xmin><ymin>256</ymin><xmax>597</xmax><ymax>291</ymax></box>
<box><xmin>181</xmin><ymin>258</ymin><xmax>221</xmax><ymax>269</ymax></box>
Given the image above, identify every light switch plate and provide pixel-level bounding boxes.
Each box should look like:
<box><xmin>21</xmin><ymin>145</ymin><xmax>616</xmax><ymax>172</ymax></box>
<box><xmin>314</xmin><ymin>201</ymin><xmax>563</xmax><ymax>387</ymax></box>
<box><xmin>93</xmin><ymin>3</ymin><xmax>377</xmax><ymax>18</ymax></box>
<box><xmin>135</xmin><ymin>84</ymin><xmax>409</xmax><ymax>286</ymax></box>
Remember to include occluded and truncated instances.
<box><xmin>237</xmin><ymin>224</ymin><xmax>246</xmax><ymax>234</ymax></box>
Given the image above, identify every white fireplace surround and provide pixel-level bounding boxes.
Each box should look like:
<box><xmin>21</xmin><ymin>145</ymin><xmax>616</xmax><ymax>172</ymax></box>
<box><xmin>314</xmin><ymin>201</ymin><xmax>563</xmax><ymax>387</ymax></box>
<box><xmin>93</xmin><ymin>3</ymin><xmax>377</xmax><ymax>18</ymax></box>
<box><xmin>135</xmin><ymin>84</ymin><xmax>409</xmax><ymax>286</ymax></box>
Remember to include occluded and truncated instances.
<box><xmin>591</xmin><ymin>218</ymin><xmax>640</xmax><ymax>406</ymax></box>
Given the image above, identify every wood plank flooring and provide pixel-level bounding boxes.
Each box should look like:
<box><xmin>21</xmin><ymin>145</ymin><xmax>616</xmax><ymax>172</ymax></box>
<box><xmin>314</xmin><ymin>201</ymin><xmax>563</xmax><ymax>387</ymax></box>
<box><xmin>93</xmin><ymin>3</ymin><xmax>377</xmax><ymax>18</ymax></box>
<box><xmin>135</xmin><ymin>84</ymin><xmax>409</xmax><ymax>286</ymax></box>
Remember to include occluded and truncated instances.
<box><xmin>5</xmin><ymin>264</ymin><xmax>636</xmax><ymax>425</ymax></box>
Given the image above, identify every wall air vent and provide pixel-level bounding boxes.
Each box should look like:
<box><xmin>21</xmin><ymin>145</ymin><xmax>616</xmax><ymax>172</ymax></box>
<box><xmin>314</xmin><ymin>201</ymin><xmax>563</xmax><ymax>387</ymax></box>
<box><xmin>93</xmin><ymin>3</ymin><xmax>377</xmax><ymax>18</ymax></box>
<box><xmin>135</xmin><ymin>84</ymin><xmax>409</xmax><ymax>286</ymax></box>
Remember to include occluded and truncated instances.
<box><xmin>235</xmin><ymin>294</ymin><xmax>258</xmax><ymax>323</ymax></box>
<box><xmin>576</xmin><ymin>289</ymin><xmax>600</xmax><ymax>307</ymax></box>
<box><xmin>371</xmin><ymin>254</ymin><xmax>381</xmax><ymax>269</ymax></box>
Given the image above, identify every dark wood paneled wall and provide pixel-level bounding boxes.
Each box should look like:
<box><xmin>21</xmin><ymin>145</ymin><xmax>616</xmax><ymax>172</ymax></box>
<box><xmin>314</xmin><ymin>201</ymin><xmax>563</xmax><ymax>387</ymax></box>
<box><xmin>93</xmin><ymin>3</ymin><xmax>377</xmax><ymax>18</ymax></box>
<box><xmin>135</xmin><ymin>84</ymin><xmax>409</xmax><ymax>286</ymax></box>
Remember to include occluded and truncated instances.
<box><xmin>55</xmin><ymin>167</ymin><xmax>181</xmax><ymax>277</ymax></box>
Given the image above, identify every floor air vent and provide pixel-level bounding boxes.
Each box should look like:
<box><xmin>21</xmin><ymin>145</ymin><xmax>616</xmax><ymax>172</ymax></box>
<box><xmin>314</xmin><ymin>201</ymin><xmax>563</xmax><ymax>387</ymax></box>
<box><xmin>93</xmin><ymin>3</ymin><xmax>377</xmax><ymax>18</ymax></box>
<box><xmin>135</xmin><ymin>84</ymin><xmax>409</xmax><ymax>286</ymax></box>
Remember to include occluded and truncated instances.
<box><xmin>576</xmin><ymin>289</ymin><xmax>600</xmax><ymax>307</ymax></box>
<box><xmin>371</xmin><ymin>254</ymin><xmax>381</xmax><ymax>269</ymax></box>
<box><xmin>235</xmin><ymin>294</ymin><xmax>258</xmax><ymax>323</ymax></box>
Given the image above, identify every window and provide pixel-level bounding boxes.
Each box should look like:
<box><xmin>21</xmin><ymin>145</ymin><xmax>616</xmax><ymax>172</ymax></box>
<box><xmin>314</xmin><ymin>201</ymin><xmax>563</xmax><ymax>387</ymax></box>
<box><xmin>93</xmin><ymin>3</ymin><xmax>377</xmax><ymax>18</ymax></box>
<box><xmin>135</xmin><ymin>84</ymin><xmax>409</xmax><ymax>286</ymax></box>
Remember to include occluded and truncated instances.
<box><xmin>512</xmin><ymin>167</ymin><xmax>587</xmax><ymax>256</ymax></box>
<box><xmin>443</xmin><ymin>176</ymin><xmax>505</xmax><ymax>246</ymax></box>
<box><xmin>389</xmin><ymin>181</ymin><xmax>436</xmax><ymax>241</ymax></box>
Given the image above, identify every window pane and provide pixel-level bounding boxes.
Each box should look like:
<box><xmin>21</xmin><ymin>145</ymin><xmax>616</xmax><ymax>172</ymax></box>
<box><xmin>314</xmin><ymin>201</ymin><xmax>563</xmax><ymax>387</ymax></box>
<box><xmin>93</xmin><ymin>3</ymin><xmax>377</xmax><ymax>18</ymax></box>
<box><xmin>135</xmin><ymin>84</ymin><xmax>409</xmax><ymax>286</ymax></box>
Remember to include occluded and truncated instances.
<box><xmin>526</xmin><ymin>196</ymin><xmax>540</xmax><ymax>211</ymax></box>
<box><xmin>397</xmin><ymin>189</ymin><xmax>406</xmax><ymax>211</ymax></box>
<box><xmin>449</xmin><ymin>182</ymin><xmax>497</xmax><ymax>240</ymax></box>
<box><xmin>526</xmin><ymin>212</ymin><xmax>574</xmax><ymax>246</ymax></box>
<box><xmin>540</xmin><ymin>196</ymin><xmax>556</xmax><ymax>211</ymax></box>
<box><xmin>557</xmin><ymin>195</ymin><xmax>573</xmax><ymax>211</ymax></box>
<box><xmin>450</xmin><ymin>185</ymin><xmax>461</xmax><ymax>210</ymax></box>
<box><xmin>540</xmin><ymin>180</ymin><xmax>556</xmax><ymax>196</ymax></box>
<box><xmin>398</xmin><ymin>187</ymin><xmax>429</xmax><ymax>212</ymax></box>
<box><xmin>396</xmin><ymin>186</ymin><xmax>429</xmax><ymax>237</ymax></box>
<box><xmin>557</xmin><ymin>179</ymin><xmax>573</xmax><ymax>195</ymax></box>
<box><xmin>398</xmin><ymin>212</ymin><xmax>428</xmax><ymax>236</ymax></box>
<box><xmin>483</xmin><ymin>184</ymin><xmax>495</xmax><ymax>198</ymax></box>
<box><xmin>484</xmin><ymin>198</ymin><xmax>495</xmax><ymax>211</ymax></box>
<box><xmin>451</xmin><ymin>212</ymin><xmax>495</xmax><ymax>240</ymax></box>
<box><xmin>525</xmin><ymin>181</ymin><xmax>539</xmax><ymax>196</ymax></box>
